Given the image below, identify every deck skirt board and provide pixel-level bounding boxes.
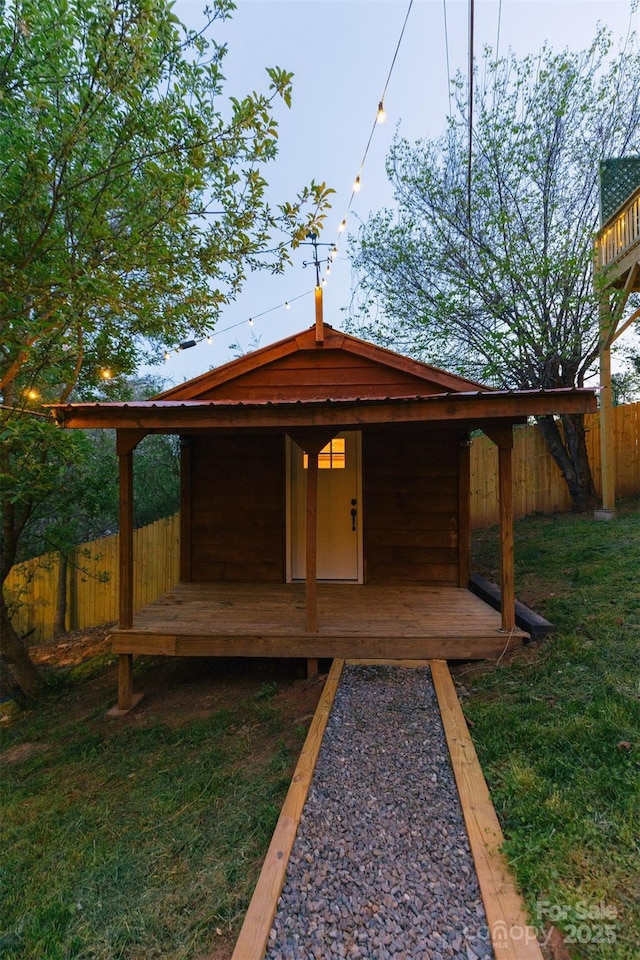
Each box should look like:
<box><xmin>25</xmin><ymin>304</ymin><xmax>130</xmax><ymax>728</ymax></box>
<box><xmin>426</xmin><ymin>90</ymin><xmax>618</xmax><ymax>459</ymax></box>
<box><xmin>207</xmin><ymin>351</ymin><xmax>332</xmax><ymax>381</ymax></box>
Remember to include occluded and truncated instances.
<box><xmin>110</xmin><ymin>582</ymin><xmax>527</xmax><ymax>660</ymax></box>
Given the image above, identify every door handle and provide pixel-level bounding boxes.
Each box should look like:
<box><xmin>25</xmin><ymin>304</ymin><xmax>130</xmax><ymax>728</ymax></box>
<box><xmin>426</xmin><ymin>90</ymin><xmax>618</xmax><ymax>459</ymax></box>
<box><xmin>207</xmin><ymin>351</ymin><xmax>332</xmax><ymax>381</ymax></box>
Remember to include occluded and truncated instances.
<box><xmin>350</xmin><ymin>498</ymin><xmax>357</xmax><ymax>531</ymax></box>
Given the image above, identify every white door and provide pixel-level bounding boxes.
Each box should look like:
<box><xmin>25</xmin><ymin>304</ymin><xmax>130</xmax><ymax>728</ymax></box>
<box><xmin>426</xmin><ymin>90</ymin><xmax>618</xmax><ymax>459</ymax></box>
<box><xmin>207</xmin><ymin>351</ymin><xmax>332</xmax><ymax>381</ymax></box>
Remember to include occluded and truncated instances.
<box><xmin>289</xmin><ymin>431</ymin><xmax>362</xmax><ymax>581</ymax></box>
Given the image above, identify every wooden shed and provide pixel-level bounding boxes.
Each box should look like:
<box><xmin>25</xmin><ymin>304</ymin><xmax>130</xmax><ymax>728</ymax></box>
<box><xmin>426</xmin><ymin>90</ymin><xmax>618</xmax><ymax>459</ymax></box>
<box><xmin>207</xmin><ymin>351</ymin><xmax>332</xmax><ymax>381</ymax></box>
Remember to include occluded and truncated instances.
<box><xmin>51</xmin><ymin>322</ymin><xmax>597</xmax><ymax>710</ymax></box>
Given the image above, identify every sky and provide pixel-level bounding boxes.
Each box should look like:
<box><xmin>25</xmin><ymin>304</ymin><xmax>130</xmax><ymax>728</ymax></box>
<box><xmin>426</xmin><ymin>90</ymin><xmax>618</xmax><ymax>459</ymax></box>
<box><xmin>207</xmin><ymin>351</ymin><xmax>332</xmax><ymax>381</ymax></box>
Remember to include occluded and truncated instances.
<box><xmin>162</xmin><ymin>0</ymin><xmax>639</xmax><ymax>384</ymax></box>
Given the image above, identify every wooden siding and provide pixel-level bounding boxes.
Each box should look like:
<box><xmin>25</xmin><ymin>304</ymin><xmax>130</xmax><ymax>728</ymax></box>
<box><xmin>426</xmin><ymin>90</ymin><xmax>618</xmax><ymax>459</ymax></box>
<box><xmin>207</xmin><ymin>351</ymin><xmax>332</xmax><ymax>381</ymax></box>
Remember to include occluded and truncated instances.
<box><xmin>196</xmin><ymin>350</ymin><xmax>454</xmax><ymax>402</ymax></box>
<box><xmin>189</xmin><ymin>433</ymin><xmax>285</xmax><ymax>581</ymax></box>
<box><xmin>363</xmin><ymin>430</ymin><xmax>460</xmax><ymax>584</ymax></box>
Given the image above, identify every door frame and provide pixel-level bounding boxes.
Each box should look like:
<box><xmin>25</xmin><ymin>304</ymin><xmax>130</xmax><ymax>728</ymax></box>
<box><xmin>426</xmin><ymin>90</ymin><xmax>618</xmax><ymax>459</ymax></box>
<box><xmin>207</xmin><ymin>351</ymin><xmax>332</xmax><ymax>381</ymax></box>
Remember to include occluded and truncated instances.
<box><xmin>285</xmin><ymin>431</ymin><xmax>363</xmax><ymax>583</ymax></box>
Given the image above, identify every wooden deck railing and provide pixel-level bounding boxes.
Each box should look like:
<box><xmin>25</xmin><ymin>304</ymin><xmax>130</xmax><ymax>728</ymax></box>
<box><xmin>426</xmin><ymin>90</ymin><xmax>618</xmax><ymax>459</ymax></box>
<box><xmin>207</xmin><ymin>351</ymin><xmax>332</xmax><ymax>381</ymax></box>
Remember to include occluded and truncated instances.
<box><xmin>596</xmin><ymin>184</ymin><xmax>640</xmax><ymax>270</ymax></box>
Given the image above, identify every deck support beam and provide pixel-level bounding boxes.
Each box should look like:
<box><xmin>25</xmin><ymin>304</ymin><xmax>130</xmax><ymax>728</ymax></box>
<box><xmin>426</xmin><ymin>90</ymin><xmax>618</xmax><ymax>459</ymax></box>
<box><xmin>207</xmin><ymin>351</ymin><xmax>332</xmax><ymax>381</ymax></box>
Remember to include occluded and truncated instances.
<box><xmin>598</xmin><ymin>330</ymin><xmax>616</xmax><ymax>517</ymax></box>
<box><xmin>118</xmin><ymin>653</ymin><xmax>134</xmax><ymax>711</ymax></box>
<box><xmin>595</xmin><ymin>260</ymin><xmax>639</xmax><ymax>519</ymax></box>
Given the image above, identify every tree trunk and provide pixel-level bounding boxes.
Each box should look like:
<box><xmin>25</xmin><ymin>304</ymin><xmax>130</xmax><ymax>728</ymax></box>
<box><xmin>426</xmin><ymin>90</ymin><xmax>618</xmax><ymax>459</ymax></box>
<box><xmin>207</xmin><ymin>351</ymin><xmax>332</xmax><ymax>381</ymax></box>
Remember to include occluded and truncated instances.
<box><xmin>0</xmin><ymin>601</ymin><xmax>43</xmax><ymax>701</ymax></box>
<box><xmin>53</xmin><ymin>551</ymin><xmax>68</xmax><ymax>636</ymax></box>
<box><xmin>0</xmin><ymin>657</ymin><xmax>30</xmax><ymax>709</ymax></box>
<box><xmin>535</xmin><ymin>413</ymin><xmax>597</xmax><ymax>512</ymax></box>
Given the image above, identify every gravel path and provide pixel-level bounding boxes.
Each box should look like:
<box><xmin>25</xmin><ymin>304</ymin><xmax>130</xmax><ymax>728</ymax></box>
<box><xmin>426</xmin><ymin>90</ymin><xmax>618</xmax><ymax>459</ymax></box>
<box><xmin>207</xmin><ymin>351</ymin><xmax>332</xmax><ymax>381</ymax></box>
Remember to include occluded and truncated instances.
<box><xmin>265</xmin><ymin>664</ymin><xmax>495</xmax><ymax>960</ymax></box>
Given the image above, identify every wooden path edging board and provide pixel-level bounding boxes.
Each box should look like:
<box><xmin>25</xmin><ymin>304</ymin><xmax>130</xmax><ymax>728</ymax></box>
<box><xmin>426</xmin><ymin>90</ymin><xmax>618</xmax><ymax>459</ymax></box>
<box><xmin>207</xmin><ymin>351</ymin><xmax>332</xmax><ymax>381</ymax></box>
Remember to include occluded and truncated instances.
<box><xmin>231</xmin><ymin>657</ymin><xmax>545</xmax><ymax>960</ymax></box>
<box><xmin>230</xmin><ymin>658</ymin><xmax>345</xmax><ymax>960</ymax></box>
<box><xmin>430</xmin><ymin>659</ymin><xmax>545</xmax><ymax>959</ymax></box>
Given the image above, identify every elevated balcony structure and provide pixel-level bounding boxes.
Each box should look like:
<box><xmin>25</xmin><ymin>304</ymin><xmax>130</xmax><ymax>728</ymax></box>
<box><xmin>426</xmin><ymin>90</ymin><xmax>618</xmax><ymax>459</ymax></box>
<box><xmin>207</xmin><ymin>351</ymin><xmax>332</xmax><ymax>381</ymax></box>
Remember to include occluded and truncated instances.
<box><xmin>594</xmin><ymin>159</ymin><xmax>640</xmax><ymax>518</ymax></box>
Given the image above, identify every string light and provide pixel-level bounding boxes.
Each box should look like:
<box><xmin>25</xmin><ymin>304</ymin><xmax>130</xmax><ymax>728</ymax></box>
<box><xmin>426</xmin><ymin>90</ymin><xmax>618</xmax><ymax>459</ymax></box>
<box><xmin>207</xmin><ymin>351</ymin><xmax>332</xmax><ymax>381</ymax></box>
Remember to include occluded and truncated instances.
<box><xmin>24</xmin><ymin>388</ymin><xmax>40</xmax><ymax>400</ymax></box>
<box><xmin>248</xmin><ymin>317</ymin><xmax>254</xmax><ymax>327</ymax></box>
<box><xmin>206</xmin><ymin>335</ymin><xmax>213</xmax><ymax>344</ymax></box>
<box><xmin>100</xmin><ymin>368</ymin><xmax>113</xmax><ymax>380</ymax></box>
<box><xmin>285</xmin><ymin>301</ymin><xmax>291</xmax><ymax>309</ymax></box>
<box><xmin>327</xmin><ymin>0</ymin><xmax>414</xmax><ymax>273</ymax></box>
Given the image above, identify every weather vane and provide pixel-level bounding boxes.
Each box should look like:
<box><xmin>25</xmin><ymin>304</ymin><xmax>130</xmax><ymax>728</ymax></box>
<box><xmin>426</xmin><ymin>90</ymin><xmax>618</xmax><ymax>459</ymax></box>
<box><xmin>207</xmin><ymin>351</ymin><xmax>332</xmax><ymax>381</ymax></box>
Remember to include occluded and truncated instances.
<box><xmin>301</xmin><ymin>232</ymin><xmax>334</xmax><ymax>287</ymax></box>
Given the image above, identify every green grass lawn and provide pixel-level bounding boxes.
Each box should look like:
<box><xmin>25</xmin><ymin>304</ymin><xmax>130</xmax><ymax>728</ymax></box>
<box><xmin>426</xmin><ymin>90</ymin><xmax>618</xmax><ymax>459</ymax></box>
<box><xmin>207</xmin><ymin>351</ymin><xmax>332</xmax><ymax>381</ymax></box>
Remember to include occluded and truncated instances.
<box><xmin>1</xmin><ymin>499</ymin><xmax>638</xmax><ymax>959</ymax></box>
<box><xmin>0</xmin><ymin>662</ymin><xmax>315</xmax><ymax>960</ymax></box>
<box><xmin>467</xmin><ymin>495</ymin><xmax>640</xmax><ymax>959</ymax></box>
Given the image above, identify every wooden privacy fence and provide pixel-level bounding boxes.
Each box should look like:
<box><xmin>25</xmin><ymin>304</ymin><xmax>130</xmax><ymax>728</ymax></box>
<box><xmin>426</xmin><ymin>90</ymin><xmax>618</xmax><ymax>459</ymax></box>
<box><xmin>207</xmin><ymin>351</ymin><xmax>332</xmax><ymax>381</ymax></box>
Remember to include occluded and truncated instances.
<box><xmin>471</xmin><ymin>401</ymin><xmax>639</xmax><ymax>526</ymax></box>
<box><xmin>5</xmin><ymin>515</ymin><xmax>180</xmax><ymax>645</ymax></box>
<box><xmin>4</xmin><ymin>402</ymin><xmax>639</xmax><ymax>644</ymax></box>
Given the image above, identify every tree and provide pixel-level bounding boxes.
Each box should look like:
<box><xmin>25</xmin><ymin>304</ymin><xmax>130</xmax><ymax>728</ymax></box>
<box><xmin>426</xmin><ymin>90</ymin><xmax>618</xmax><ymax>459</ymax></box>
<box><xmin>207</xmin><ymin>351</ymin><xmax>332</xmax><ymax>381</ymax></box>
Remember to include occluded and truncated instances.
<box><xmin>0</xmin><ymin>0</ymin><xmax>332</xmax><ymax>700</ymax></box>
<box><xmin>347</xmin><ymin>26</ymin><xmax>640</xmax><ymax>511</ymax></box>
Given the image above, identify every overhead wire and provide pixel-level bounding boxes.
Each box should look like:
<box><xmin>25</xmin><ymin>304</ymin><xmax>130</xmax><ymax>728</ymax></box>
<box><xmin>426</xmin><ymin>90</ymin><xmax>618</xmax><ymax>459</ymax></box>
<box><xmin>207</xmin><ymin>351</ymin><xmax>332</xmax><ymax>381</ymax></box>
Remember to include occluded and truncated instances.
<box><xmin>495</xmin><ymin>0</ymin><xmax>503</xmax><ymax>63</ymax></box>
<box><xmin>467</xmin><ymin>0</ymin><xmax>475</xmax><ymax>230</ymax></box>
<box><xmin>442</xmin><ymin>0</ymin><xmax>452</xmax><ymax>118</ymax></box>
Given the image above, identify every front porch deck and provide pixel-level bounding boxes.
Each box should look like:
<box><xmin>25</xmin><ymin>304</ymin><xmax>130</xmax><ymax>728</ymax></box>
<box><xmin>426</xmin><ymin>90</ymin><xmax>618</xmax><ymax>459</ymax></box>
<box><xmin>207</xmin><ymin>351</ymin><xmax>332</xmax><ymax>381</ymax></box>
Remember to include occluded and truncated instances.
<box><xmin>110</xmin><ymin>582</ymin><xmax>528</xmax><ymax>661</ymax></box>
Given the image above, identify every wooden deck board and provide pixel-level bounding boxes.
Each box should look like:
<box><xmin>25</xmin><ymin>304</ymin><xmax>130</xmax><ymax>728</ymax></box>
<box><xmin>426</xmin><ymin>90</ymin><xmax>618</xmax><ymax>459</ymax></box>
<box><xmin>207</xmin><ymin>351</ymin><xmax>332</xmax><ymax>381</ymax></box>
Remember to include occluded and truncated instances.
<box><xmin>110</xmin><ymin>583</ymin><xmax>527</xmax><ymax>660</ymax></box>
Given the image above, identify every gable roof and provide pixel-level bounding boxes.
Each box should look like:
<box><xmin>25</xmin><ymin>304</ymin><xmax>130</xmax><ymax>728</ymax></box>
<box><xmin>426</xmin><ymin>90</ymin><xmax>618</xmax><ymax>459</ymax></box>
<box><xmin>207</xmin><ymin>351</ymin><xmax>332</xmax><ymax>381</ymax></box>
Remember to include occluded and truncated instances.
<box><xmin>155</xmin><ymin>323</ymin><xmax>490</xmax><ymax>403</ymax></box>
<box><xmin>48</xmin><ymin>324</ymin><xmax>598</xmax><ymax>433</ymax></box>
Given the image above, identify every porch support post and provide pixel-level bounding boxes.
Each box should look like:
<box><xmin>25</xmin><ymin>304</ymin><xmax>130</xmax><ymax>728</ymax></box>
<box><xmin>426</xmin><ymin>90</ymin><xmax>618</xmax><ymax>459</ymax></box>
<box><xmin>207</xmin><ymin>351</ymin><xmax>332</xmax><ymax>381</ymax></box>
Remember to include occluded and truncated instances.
<box><xmin>458</xmin><ymin>435</ymin><xmax>472</xmax><ymax>588</ymax></box>
<box><xmin>484</xmin><ymin>424</ymin><xmax>515</xmax><ymax>633</ymax></box>
<box><xmin>118</xmin><ymin>445</ymin><xmax>134</xmax><ymax>629</ymax></box>
<box><xmin>305</xmin><ymin>448</ymin><xmax>319</xmax><ymax>633</ymax></box>
<box><xmin>179</xmin><ymin>437</ymin><xmax>192</xmax><ymax>581</ymax></box>
<box><xmin>115</xmin><ymin>430</ymin><xmax>144</xmax><ymax>713</ymax></box>
<box><xmin>498</xmin><ymin>444</ymin><xmax>515</xmax><ymax>633</ymax></box>
<box><xmin>288</xmin><ymin>429</ymin><xmax>337</xmax><ymax>636</ymax></box>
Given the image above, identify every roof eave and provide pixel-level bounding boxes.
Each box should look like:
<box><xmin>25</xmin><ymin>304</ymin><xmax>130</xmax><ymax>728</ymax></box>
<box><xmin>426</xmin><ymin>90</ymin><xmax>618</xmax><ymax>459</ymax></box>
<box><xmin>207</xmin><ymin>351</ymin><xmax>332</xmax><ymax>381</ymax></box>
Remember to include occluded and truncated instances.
<box><xmin>48</xmin><ymin>389</ymin><xmax>598</xmax><ymax>432</ymax></box>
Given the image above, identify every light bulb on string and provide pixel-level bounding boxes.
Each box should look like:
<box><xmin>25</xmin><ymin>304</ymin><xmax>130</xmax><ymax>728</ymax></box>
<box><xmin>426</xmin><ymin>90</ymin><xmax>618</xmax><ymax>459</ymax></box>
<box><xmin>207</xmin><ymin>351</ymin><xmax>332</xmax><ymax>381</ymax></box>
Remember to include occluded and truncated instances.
<box><xmin>353</xmin><ymin>175</ymin><xmax>362</xmax><ymax>193</ymax></box>
<box><xmin>285</xmin><ymin>301</ymin><xmax>291</xmax><ymax>309</ymax></box>
<box><xmin>329</xmin><ymin>245</ymin><xmax>338</xmax><ymax>261</ymax></box>
<box><xmin>249</xmin><ymin>317</ymin><xmax>254</xmax><ymax>327</ymax></box>
<box><xmin>164</xmin><ymin>350</ymin><xmax>171</xmax><ymax>361</ymax></box>
<box><xmin>338</xmin><ymin>218</ymin><xmax>347</xmax><ymax>233</ymax></box>
<box><xmin>24</xmin><ymin>388</ymin><xmax>40</xmax><ymax>401</ymax></box>
<box><xmin>100</xmin><ymin>368</ymin><xmax>113</xmax><ymax>380</ymax></box>
<box><xmin>206</xmin><ymin>335</ymin><xmax>213</xmax><ymax>345</ymax></box>
<box><xmin>376</xmin><ymin>100</ymin><xmax>386</xmax><ymax>124</ymax></box>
